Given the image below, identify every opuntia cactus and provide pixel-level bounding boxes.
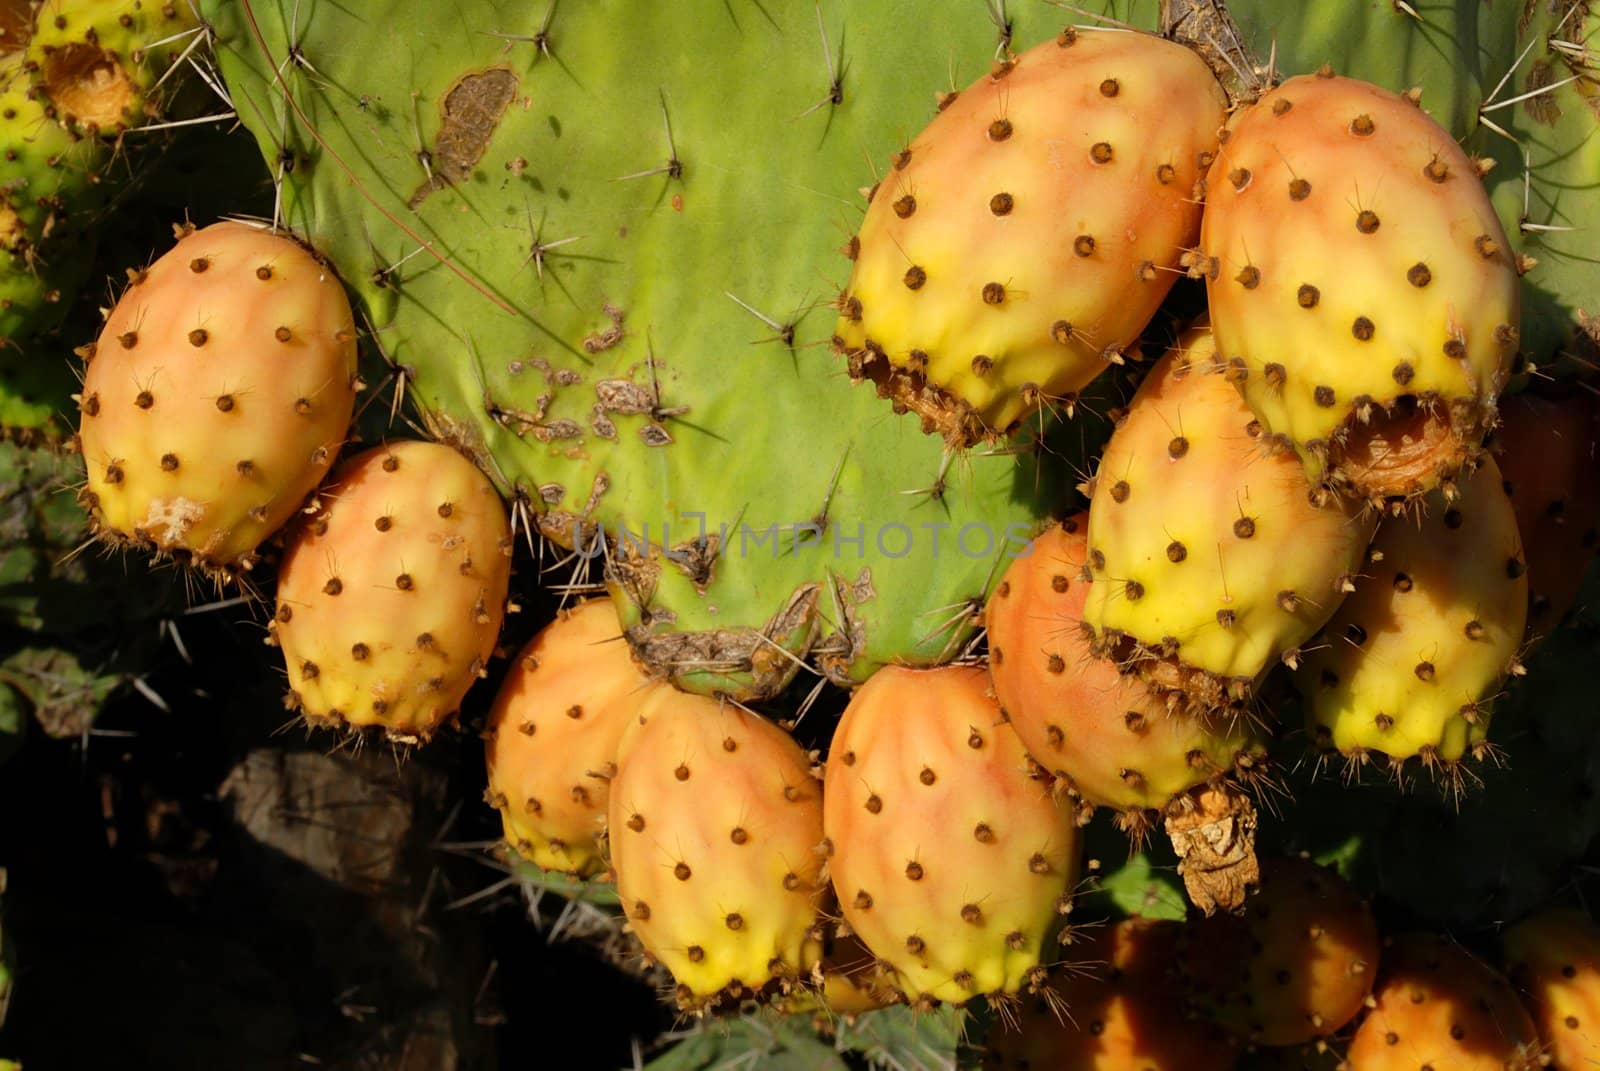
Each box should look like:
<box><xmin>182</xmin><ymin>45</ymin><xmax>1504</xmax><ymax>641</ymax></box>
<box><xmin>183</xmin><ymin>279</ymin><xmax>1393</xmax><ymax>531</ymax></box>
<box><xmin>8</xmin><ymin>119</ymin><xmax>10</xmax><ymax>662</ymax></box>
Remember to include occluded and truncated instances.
<box><xmin>824</xmin><ymin>663</ymin><xmax>1079</xmax><ymax>1007</ymax></box>
<box><xmin>1081</xmin><ymin>326</ymin><xmax>1374</xmax><ymax>712</ymax></box>
<box><xmin>270</xmin><ymin>440</ymin><xmax>512</xmax><ymax>742</ymax></box>
<box><xmin>483</xmin><ymin>596</ymin><xmax>662</xmax><ymax>878</ymax></box>
<box><xmin>1182</xmin><ymin>856</ymin><xmax>1379</xmax><ymax>1046</ymax></box>
<box><xmin>1202</xmin><ymin>72</ymin><xmax>1520</xmax><ymax>507</ymax></box>
<box><xmin>832</xmin><ymin>27</ymin><xmax>1226</xmax><ymax>446</ymax></box>
<box><xmin>25</xmin><ymin>0</ymin><xmax>200</xmax><ymax>137</ymax></box>
<box><xmin>1502</xmin><ymin>907</ymin><xmax>1600</xmax><ymax>1071</ymax></box>
<box><xmin>201</xmin><ymin>0</ymin><xmax>1134</xmax><ymax>701</ymax></box>
<box><xmin>76</xmin><ymin>220</ymin><xmax>359</xmax><ymax>577</ymax></box>
<box><xmin>1297</xmin><ymin>456</ymin><xmax>1528</xmax><ymax>778</ymax></box>
<box><xmin>983</xmin><ymin>918</ymin><xmax>1239</xmax><ymax>1071</ymax></box>
<box><xmin>1345</xmin><ymin>933</ymin><xmax>1543</xmax><ymax>1071</ymax></box>
<box><xmin>1492</xmin><ymin>389</ymin><xmax>1600</xmax><ymax>636</ymax></box>
<box><xmin>986</xmin><ymin>511</ymin><xmax>1269</xmax><ymax>840</ymax></box>
<box><xmin>607</xmin><ymin>685</ymin><xmax>827</xmax><ymax>1011</ymax></box>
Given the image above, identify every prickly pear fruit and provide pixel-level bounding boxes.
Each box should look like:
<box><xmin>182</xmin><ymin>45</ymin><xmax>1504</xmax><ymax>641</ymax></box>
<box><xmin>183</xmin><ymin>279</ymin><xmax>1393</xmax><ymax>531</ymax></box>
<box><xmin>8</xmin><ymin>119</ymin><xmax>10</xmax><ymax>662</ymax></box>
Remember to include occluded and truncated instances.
<box><xmin>1347</xmin><ymin>933</ymin><xmax>1544</xmax><ymax>1071</ymax></box>
<box><xmin>983</xmin><ymin>918</ymin><xmax>1239</xmax><ymax>1071</ymax></box>
<box><xmin>986</xmin><ymin>512</ymin><xmax>1268</xmax><ymax>831</ymax></box>
<box><xmin>1082</xmin><ymin>326</ymin><xmax>1374</xmax><ymax>711</ymax></box>
<box><xmin>1493</xmin><ymin>391</ymin><xmax>1600</xmax><ymax>635</ymax></box>
<box><xmin>608</xmin><ymin>686</ymin><xmax>827</xmax><ymax>1011</ymax></box>
<box><xmin>825</xmin><ymin>664</ymin><xmax>1078</xmax><ymax>1006</ymax></box>
<box><xmin>1183</xmin><ymin>856</ymin><xmax>1379</xmax><ymax>1046</ymax></box>
<box><xmin>833</xmin><ymin>27</ymin><xmax>1226</xmax><ymax>446</ymax></box>
<box><xmin>26</xmin><ymin>0</ymin><xmax>200</xmax><ymax>135</ymax></box>
<box><xmin>271</xmin><ymin>441</ymin><xmax>512</xmax><ymax>743</ymax></box>
<box><xmin>1502</xmin><ymin>908</ymin><xmax>1600</xmax><ymax>1071</ymax></box>
<box><xmin>483</xmin><ymin>597</ymin><xmax>661</xmax><ymax>878</ymax></box>
<box><xmin>1298</xmin><ymin>456</ymin><xmax>1527</xmax><ymax>773</ymax></box>
<box><xmin>77</xmin><ymin>221</ymin><xmax>358</xmax><ymax>575</ymax></box>
<box><xmin>778</xmin><ymin>931</ymin><xmax>898</xmax><ymax>1019</ymax></box>
<box><xmin>1203</xmin><ymin>72</ymin><xmax>1519</xmax><ymax>506</ymax></box>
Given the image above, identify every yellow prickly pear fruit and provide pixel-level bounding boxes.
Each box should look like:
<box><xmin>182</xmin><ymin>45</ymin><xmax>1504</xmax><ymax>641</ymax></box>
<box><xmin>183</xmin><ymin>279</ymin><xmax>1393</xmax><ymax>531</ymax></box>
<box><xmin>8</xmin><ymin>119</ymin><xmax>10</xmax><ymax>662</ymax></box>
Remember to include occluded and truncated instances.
<box><xmin>607</xmin><ymin>687</ymin><xmax>827</xmax><ymax>1011</ymax></box>
<box><xmin>1298</xmin><ymin>456</ymin><xmax>1528</xmax><ymax>774</ymax></box>
<box><xmin>1081</xmin><ymin>325</ymin><xmax>1375</xmax><ymax>713</ymax></box>
<box><xmin>484</xmin><ymin>597</ymin><xmax>662</xmax><ymax>878</ymax></box>
<box><xmin>77</xmin><ymin>221</ymin><xmax>358</xmax><ymax>577</ymax></box>
<box><xmin>1203</xmin><ymin>72</ymin><xmax>1519</xmax><ymax>507</ymax></box>
<box><xmin>833</xmin><ymin>28</ymin><xmax>1226</xmax><ymax>446</ymax></box>
<box><xmin>271</xmin><ymin>441</ymin><xmax>512</xmax><ymax>743</ymax></box>
<box><xmin>824</xmin><ymin>664</ymin><xmax>1079</xmax><ymax>1006</ymax></box>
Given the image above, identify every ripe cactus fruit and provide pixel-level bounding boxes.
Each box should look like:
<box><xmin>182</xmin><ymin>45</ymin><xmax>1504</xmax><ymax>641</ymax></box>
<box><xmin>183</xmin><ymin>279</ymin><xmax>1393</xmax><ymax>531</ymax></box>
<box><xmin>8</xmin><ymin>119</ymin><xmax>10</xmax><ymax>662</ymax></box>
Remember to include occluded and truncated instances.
<box><xmin>1502</xmin><ymin>908</ymin><xmax>1600</xmax><ymax>1070</ymax></box>
<box><xmin>483</xmin><ymin>597</ymin><xmax>661</xmax><ymax>878</ymax></box>
<box><xmin>1346</xmin><ymin>932</ymin><xmax>1544</xmax><ymax>1071</ymax></box>
<box><xmin>1183</xmin><ymin>856</ymin><xmax>1379</xmax><ymax>1046</ymax></box>
<box><xmin>271</xmin><ymin>440</ymin><xmax>512</xmax><ymax>743</ymax></box>
<box><xmin>76</xmin><ymin>220</ymin><xmax>358</xmax><ymax>575</ymax></box>
<box><xmin>983</xmin><ymin>919</ymin><xmax>1239</xmax><ymax>1071</ymax></box>
<box><xmin>1203</xmin><ymin>71</ymin><xmax>1519</xmax><ymax>506</ymax></box>
<box><xmin>1082</xmin><ymin>326</ymin><xmax>1374</xmax><ymax>712</ymax></box>
<box><xmin>986</xmin><ymin>512</ymin><xmax>1268</xmax><ymax>831</ymax></box>
<box><xmin>607</xmin><ymin>686</ymin><xmax>827</xmax><ymax>1011</ymax></box>
<box><xmin>833</xmin><ymin>28</ymin><xmax>1226</xmax><ymax>446</ymax></box>
<box><xmin>1492</xmin><ymin>390</ymin><xmax>1600</xmax><ymax>635</ymax></box>
<box><xmin>1297</xmin><ymin>456</ymin><xmax>1528</xmax><ymax>774</ymax></box>
<box><xmin>824</xmin><ymin>664</ymin><xmax>1079</xmax><ymax>1006</ymax></box>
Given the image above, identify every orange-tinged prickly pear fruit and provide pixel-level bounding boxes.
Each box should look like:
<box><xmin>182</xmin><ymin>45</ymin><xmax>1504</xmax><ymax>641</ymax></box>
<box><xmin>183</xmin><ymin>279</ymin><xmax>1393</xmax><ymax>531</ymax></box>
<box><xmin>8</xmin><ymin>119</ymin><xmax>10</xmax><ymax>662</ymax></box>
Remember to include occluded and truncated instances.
<box><xmin>271</xmin><ymin>441</ymin><xmax>512</xmax><ymax>743</ymax></box>
<box><xmin>77</xmin><ymin>221</ymin><xmax>357</xmax><ymax>577</ymax></box>
<box><xmin>608</xmin><ymin>686</ymin><xmax>827</xmax><ymax>1011</ymax></box>
<box><xmin>484</xmin><ymin>597</ymin><xmax>662</xmax><ymax>877</ymax></box>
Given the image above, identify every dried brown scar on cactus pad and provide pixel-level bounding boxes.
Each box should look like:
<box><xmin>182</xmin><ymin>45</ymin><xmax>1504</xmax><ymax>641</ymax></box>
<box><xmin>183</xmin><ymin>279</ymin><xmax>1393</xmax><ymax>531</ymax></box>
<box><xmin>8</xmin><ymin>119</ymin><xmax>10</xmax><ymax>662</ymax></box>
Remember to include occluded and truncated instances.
<box><xmin>834</xmin><ymin>28</ymin><xmax>1226</xmax><ymax>447</ymax></box>
<box><xmin>1202</xmin><ymin>72</ymin><xmax>1518</xmax><ymax>506</ymax></box>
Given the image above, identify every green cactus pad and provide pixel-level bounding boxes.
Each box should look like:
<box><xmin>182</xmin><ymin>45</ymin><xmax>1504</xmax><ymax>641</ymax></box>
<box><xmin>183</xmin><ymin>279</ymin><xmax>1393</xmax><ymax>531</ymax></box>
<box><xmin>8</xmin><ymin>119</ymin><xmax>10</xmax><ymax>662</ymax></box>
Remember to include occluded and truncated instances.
<box><xmin>205</xmin><ymin>0</ymin><xmax>1153</xmax><ymax>698</ymax></box>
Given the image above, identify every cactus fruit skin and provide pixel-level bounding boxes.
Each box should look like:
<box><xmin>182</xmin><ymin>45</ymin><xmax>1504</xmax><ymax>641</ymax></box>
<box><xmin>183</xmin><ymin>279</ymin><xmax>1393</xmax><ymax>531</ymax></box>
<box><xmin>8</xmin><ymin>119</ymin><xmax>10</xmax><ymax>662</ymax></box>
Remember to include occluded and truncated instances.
<box><xmin>1346</xmin><ymin>933</ymin><xmax>1544</xmax><ymax>1071</ymax></box>
<box><xmin>76</xmin><ymin>221</ymin><xmax>358</xmax><ymax>574</ymax></box>
<box><xmin>1083</xmin><ymin>327</ymin><xmax>1374</xmax><ymax>711</ymax></box>
<box><xmin>26</xmin><ymin>0</ymin><xmax>200</xmax><ymax>136</ymax></box>
<box><xmin>483</xmin><ymin>597</ymin><xmax>661</xmax><ymax>878</ymax></box>
<box><xmin>607</xmin><ymin>686</ymin><xmax>827</xmax><ymax>1011</ymax></box>
<box><xmin>1297</xmin><ymin>456</ymin><xmax>1528</xmax><ymax>769</ymax></box>
<box><xmin>983</xmin><ymin>919</ymin><xmax>1239</xmax><ymax>1071</ymax></box>
<box><xmin>1492</xmin><ymin>390</ymin><xmax>1600</xmax><ymax>636</ymax></box>
<box><xmin>271</xmin><ymin>441</ymin><xmax>512</xmax><ymax>742</ymax></box>
<box><xmin>1202</xmin><ymin>73</ymin><xmax>1519</xmax><ymax>506</ymax></box>
<box><xmin>824</xmin><ymin>664</ymin><xmax>1078</xmax><ymax>1006</ymax></box>
<box><xmin>1183</xmin><ymin>857</ymin><xmax>1379</xmax><ymax>1046</ymax></box>
<box><xmin>986</xmin><ymin>512</ymin><xmax>1267</xmax><ymax>824</ymax></box>
<box><xmin>1502</xmin><ymin>908</ymin><xmax>1600</xmax><ymax>1070</ymax></box>
<box><xmin>832</xmin><ymin>27</ymin><xmax>1225</xmax><ymax>446</ymax></box>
